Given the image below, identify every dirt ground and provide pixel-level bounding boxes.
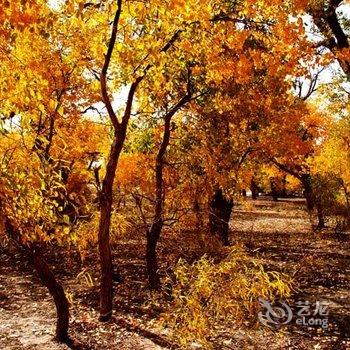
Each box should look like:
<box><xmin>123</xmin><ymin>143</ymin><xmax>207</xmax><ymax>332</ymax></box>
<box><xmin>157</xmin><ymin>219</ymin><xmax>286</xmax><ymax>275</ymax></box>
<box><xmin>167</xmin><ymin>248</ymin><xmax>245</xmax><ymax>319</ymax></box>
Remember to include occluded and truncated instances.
<box><xmin>0</xmin><ymin>197</ymin><xmax>349</xmax><ymax>349</ymax></box>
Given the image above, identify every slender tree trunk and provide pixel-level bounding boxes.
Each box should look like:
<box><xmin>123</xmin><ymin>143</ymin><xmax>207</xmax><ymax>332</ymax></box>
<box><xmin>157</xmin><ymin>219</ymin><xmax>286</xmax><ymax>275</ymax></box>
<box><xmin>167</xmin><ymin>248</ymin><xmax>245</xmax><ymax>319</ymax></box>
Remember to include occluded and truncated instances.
<box><xmin>98</xmin><ymin>5</ymin><xmax>143</xmax><ymax>315</ymax></box>
<box><xmin>146</xmin><ymin>130</ymin><xmax>169</xmax><ymax>290</ymax></box>
<box><xmin>316</xmin><ymin>202</ymin><xmax>325</xmax><ymax>229</ymax></box>
<box><xmin>146</xmin><ymin>223</ymin><xmax>162</xmax><ymax>289</ymax></box>
<box><xmin>98</xmin><ymin>136</ymin><xmax>125</xmax><ymax>321</ymax></box>
<box><xmin>97</xmin><ymin>0</ymin><xmax>183</xmax><ymax>311</ymax></box>
<box><xmin>146</xmin><ymin>93</ymin><xmax>192</xmax><ymax>289</ymax></box>
<box><xmin>146</xmin><ymin>116</ymin><xmax>170</xmax><ymax>289</ymax></box>
<box><xmin>146</xmin><ymin>147</ymin><xmax>164</xmax><ymax>289</ymax></box>
<box><xmin>32</xmin><ymin>249</ymin><xmax>70</xmax><ymax>343</ymax></box>
<box><xmin>209</xmin><ymin>189</ymin><xmax>233</xmax><ymax>246</ymax></box>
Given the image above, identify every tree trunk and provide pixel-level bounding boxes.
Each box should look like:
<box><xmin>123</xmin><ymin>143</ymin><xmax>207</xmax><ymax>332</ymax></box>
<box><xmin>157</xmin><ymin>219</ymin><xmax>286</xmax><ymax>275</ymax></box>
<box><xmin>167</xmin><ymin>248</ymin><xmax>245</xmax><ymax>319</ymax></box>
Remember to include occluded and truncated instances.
<box><xmin>281</xmin><ymin>175</ymin><xmax>287</xmax><ymax>198</ymax></box>
<box><xmin>209</xmin><ymin>189</ymin><xmax>233</xmax><ymax>246</ymax></box>
<box><xmin>97</xmin><ymin>0</ymin><xmax>143</xmax><ymax>321</ymax></box>
<box><xmin>146</xmin><ymin>114</ymin><xmax>168</xmax><ymax>289</ymax></box>
<box><xmin>32</xmin><ymin>249</ymin><xmax>70</xmax><ymax>343</ymax></box>
<box><xmin>2</xmin><ymin>210</ymin><xmax>70</xmax><ymax>344</ymax></box>
<box><xmin>301</xmin><ymin>174</ymin><xmax>314</xmax><ymax>211</ymax></box>
<box><xmin>341</xmin><ymin>181</ymin><xmax>350</xmax><ymax>224</ymax></box>
<box><xmin>270</xmin><ymin>178</ymin><xmax>278</xmax><ymax>202</ymax></box>
<box><xmin>316</xmin><ymin>202</ymin><xmax>325</xmax><ymax>229</ymax></box>
<box><xmin>146</xmin><ymin>223</ymin><xmax>162</xmax><ymax>289</ymax></box>
<box><xmin>146</xmin><ymin>92</ymin><xmax>192</xmax><ymax>289</ymax></box>
<box><xmin>250</xmin><ymin>179</ymin><xmax>258</xmax><ymax>199</ymax></box>
<box><xmin>98</xmin><ymin>137</ymin><xmax>123</xmax><ymax>321</ymax></box>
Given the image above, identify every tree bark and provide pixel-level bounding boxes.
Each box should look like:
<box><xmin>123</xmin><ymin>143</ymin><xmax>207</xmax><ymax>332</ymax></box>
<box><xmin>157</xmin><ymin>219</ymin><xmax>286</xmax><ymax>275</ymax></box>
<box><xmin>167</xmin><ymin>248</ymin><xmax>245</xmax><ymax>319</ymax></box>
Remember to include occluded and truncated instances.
<box><xmin>281</xmin><ymin>175</ymin><xmax>287</xmax><ymax>198</ymax></box>
<box><xmin>2</xmin><ymin>215</ymin><xmax>71</xmax><ymax>343</ymax></box>
<box><xmin>209</xmin><ymin>189</ymin><xmax>233</xmax><ymax>246</ymax></box>
<box><xmin>316</xmin><ymin>202</ymin><xmax>325</xmax><ymax>229</ymax></box>
<box><xmin>301</xmin><ymin>173</ymin><xmax>314</xmax><ymax>211</ymax></box>
<box><xmin>98</xmin><ymin>77</ymin><xmax>143</xmax><ymax>322</ymax></box>
<box><xmin>32</xmin><ymin>249</ymin><xmax>70</xmax><ymax>343</ymax></box>
<box><xmin>146</xmin><ymin>223</ymin><xmax>162</xmax><ymax>289</ymax></box>
<box><xmin>270</xmin><ymin>178</ymin><xmax>278</xmax><ymax>202</ymax></box>
<box><xmin>250</xmin><ymin>178</ymin><xmax>259</xmax><ymax>199</ymax></box>
<box><xmin>310</xmin><ymin>2</ymin><xmax>350</xmax><ymax>79</ymax></box>
<box><xmin>146</xmin><ymin>92</ymin><xmax>192</xmax><ymax>289</ymax></box>
<box><xmin>98</xmin><ymin>0</ymin><xmax>185</xmax><ymax>298</ymax></box>
<box><xmin>98</xmin><ymin>137</ymin><xmax>123</xmax><ymax>321</ymax></box>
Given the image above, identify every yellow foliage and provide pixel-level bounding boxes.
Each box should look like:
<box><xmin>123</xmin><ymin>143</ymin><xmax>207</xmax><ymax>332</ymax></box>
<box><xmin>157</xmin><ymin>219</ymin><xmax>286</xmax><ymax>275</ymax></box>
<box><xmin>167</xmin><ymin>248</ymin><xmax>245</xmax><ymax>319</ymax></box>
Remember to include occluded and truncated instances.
<box><xmin>164</xmin><ymin>246</ymin><xmax>292</xmax><ymax>348</ymax></box>
<box><xmin>75</xmin><ymin>211</ymin><xmax>131</xmax><ymax>260</ymax></box>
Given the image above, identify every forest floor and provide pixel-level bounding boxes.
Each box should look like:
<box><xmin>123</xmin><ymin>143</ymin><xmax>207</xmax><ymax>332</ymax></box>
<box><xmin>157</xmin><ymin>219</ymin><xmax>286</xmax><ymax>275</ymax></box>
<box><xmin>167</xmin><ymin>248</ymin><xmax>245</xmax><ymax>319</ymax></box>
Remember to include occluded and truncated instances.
<box><xmin>0</xmin><ymin>197</ymin><xmax>349</xmax><ymax>350</ymax></box>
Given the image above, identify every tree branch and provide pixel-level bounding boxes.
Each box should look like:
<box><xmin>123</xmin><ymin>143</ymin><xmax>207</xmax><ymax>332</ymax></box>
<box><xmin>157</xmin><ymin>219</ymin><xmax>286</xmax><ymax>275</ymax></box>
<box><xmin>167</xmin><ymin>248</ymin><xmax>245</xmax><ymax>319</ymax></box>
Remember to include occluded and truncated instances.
<box><xmin>100</xmin><ymin>0</ymin><xmax>123</xmax><ymax>131</ymax></box>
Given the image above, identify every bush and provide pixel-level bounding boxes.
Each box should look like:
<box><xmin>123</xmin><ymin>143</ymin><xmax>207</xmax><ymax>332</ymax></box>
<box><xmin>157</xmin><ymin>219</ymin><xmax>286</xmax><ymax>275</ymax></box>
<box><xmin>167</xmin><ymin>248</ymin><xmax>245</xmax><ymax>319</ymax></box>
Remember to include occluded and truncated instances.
<box><xmin>163</xmin><ymin>246</ymin><xmax>292</xmax><ymax>349</ymax></box>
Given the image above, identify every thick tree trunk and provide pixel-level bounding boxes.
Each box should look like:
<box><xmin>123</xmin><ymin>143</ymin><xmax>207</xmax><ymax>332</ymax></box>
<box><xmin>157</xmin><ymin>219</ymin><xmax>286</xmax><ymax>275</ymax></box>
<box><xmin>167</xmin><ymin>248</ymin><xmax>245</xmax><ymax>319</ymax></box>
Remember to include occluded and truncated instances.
<box><xmin>301</xmin><ymin>174</ymin><xmax>314</xmax><ymax>211</ymax></box>
<box><xmin>311</xmin><ymin>4</ymin><xmax>350</xmax><ymax>79</ymax></box>
<box><xmin>250</xmin><ymin>179</ymin><xmax>259</xmax><ymax>200</ymax></box>
<box><xmin>32</xmin><ymin>249</ymin><xmax>70</xmax><ymax>343</ymax></box>
<box><xmin>281</xmin><ymin>175</ymin><xmax>287</xmax><ymax>198</ymax></box>
<box><xmin>209</xmin><ymin>189</ymin><xmax>233</xmax><ymax>246</ymax></box>
<box><xmin>345</xmin><ymin>193</ymin><xmax>350</xmax><ymax>224</ymax></box>
<box><xmin>270</xmin><ymin>178</ymin><xmax>278</xmax><ymax>202</ymax></box>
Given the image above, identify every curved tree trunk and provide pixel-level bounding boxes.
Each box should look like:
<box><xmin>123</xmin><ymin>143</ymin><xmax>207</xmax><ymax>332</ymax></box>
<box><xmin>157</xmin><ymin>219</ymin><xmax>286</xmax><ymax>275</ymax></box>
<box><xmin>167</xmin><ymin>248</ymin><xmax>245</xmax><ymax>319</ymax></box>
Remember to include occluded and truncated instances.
<box><xmin>209</xmin><ymin>189</ymin><xmax>233</xmax><ymax>246</ymax></box>
<box><xmin>98</xmin><ymin>0</ymin><xmax>182</xmax><ymax>305</ymax></box>
<box><xmin>32</xmin><ymin>249</ymin><xmax>70</xmax><ymax>343</ymax></box>
<box><xmin>2</xmin><ymin>215</ymin><xmax>71</xmax><ymax>344</ymax></box>
<box><xmin>146</xmin><ymin>91</ymin><xmax>192</xmax><ymax>290</ymax></box>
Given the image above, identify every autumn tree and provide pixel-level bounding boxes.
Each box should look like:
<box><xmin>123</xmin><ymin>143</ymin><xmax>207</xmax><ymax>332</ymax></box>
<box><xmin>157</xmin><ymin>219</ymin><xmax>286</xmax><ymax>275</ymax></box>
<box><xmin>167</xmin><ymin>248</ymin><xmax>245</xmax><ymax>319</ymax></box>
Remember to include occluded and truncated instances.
<box><xmin>308</xmin><ymin>0</ymin><xmax>350</xmax><ymax>78</ymax></box>
<box><xmin>0</xmin><ymin>0</ymin><xmax>107</xmax><ymax>341</ymax></box>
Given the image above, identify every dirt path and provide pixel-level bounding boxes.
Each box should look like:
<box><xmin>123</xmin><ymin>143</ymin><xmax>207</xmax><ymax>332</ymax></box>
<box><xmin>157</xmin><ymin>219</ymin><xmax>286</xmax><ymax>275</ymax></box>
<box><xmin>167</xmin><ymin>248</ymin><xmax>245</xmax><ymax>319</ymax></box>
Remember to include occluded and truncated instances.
<box><xmin>0</xmin><ymin>254</ymin><xmax>68</xmax><ymax>350</ymax></box>
<box><xmin>231</xmin><ymin>197</ymin><xmax>350</xmax><ymax>349</ymax></box>
<box><xmin>0</xmin><ymin>197</ymin><xmax>349</xmax><ymax>349</ymax></box>
<box><xmin>0</xmin><ymin>249</ymin><xmax>168</xmax><ymax>350</ymax></box>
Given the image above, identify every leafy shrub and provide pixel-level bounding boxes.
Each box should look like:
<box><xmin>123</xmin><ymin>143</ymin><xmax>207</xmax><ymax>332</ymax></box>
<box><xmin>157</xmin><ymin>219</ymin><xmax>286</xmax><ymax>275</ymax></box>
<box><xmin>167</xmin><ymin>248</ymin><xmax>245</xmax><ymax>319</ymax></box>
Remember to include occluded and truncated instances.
<box><xmin>164</xmin><ymin>246</ymin><xmax>292</xmax><ymax>348</ymax></box>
